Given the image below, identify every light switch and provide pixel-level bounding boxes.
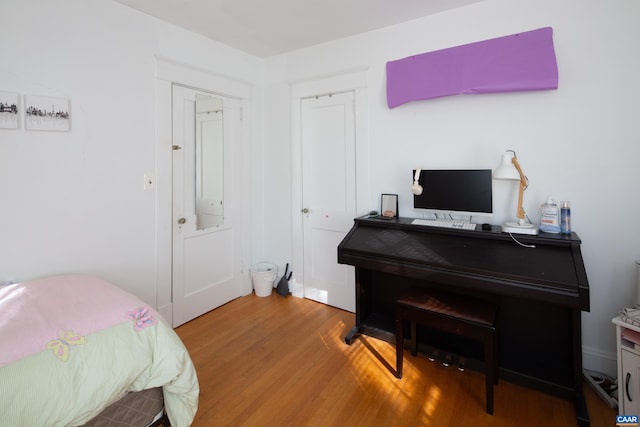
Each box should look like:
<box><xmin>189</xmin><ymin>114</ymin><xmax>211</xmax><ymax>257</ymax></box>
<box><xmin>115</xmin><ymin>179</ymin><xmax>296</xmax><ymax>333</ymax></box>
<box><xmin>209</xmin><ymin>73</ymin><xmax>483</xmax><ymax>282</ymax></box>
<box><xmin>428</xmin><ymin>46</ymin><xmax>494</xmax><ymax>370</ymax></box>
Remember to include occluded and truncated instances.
<box><xmin>144</xmin><ymin>173</ymin><xmax>155</xmax><ymax>190</ymax></box>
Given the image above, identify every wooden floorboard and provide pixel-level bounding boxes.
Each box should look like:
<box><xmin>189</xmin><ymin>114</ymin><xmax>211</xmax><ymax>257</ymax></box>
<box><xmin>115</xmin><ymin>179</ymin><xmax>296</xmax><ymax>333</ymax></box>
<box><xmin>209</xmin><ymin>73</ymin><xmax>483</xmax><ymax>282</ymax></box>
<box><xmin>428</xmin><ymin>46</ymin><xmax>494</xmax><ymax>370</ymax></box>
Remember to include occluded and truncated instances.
<box><xmin>175</xmin><ymin>294</ymin><xmax>617</xmax><ymax>426</ymax></box>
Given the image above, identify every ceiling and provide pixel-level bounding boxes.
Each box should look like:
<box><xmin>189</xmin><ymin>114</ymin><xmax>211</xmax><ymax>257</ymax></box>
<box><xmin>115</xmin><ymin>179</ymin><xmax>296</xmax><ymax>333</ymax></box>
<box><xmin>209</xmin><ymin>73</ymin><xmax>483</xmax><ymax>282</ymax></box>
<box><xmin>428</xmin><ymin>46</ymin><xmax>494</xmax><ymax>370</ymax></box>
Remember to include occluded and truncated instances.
<box><xmin>113</xmin><ymin>0</ymin><xmax>483</xmax><ymax>58</ymax></box>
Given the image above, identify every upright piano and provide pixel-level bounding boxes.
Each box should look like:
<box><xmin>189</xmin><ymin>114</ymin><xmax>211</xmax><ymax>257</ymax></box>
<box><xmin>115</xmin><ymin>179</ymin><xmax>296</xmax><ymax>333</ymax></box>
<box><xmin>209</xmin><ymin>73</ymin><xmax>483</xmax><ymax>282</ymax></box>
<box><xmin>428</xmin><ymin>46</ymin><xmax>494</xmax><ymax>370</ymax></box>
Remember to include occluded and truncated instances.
<box><xmin>337</xmin><ymin>216</ymin><xmax>590</xmax><ymax>425</ymax></box>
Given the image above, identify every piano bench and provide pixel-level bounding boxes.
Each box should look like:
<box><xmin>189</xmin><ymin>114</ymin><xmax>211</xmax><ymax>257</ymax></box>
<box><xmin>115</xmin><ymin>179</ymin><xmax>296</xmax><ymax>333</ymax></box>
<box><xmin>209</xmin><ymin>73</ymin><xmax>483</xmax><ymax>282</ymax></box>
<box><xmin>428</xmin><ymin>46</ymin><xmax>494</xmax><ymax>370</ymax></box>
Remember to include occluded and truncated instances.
<box><xmin>395</xmin><ymin>287</ymin><xmax>498</xmax><ymax>415</ymax></box>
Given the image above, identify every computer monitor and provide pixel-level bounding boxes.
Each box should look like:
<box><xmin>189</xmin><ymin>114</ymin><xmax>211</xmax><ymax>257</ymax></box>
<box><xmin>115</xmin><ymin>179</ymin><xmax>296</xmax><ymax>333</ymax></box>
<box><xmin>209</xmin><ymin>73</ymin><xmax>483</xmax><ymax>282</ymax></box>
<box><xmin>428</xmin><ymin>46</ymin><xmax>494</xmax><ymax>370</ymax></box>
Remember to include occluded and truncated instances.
<box><xmin>412</xmin><ymin>169</ymin><xmax>493</xmax><ymax>219</ymax></box>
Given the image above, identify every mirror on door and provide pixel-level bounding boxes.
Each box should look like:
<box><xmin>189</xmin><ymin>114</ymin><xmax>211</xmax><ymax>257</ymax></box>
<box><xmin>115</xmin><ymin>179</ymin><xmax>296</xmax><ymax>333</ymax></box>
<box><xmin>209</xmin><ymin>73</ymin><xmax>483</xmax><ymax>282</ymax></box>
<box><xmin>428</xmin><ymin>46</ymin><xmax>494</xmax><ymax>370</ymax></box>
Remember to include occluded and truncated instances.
<box><xmin>195</xmin><ymin>93</ymin><xmax>224</xmax><ymax>230</ymax></box>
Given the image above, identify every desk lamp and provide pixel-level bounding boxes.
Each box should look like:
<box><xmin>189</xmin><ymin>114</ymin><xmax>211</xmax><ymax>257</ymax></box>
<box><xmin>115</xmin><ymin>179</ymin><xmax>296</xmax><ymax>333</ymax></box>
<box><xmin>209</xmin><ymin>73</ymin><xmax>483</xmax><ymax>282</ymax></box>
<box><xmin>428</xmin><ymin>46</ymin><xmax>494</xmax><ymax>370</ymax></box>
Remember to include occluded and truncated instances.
<box><xmin>493</xmin><ymin>150</ymin><xmax>538</xmax><ymax>235</ymax></box>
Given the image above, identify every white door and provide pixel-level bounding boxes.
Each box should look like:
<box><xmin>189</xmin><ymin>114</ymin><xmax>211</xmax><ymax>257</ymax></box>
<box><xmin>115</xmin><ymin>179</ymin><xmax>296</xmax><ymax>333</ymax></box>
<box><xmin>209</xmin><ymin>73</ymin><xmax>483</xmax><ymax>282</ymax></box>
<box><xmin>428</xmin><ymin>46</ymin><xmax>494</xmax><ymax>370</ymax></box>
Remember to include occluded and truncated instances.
<box><xmin>172</xmin><ymin>84</ymin><xmax>242</xmax><ymax>327</ymax></box>
<box><xmin>301</xmin><ymin>92</ymin><xmax>356</xmax><ymax>312</ymax></box>
<box><xmin>621</xmin><ymin>348</ymin><xmax>640</xmax><ymax>414</ymax></box>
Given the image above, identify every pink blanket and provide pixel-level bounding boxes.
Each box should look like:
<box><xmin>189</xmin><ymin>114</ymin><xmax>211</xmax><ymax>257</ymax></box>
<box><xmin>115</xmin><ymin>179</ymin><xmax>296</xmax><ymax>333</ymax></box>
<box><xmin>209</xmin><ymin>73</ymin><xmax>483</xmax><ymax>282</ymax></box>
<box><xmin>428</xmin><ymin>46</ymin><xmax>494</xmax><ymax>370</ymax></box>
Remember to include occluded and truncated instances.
<box><xmin>0</xmin><ymin>274</ymin><xmax>156</xmax><ymax>367</ymax></box>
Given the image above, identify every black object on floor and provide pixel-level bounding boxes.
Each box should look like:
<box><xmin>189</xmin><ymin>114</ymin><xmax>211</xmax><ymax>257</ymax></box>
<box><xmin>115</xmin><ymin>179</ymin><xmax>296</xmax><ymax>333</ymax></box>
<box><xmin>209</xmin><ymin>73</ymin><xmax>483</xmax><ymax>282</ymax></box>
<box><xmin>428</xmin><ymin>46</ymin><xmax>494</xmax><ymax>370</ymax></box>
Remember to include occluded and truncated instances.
<box><xmin>276</xmin><ymin>263</ymin><xmax>292</xmax><ymax>297</ymax></box>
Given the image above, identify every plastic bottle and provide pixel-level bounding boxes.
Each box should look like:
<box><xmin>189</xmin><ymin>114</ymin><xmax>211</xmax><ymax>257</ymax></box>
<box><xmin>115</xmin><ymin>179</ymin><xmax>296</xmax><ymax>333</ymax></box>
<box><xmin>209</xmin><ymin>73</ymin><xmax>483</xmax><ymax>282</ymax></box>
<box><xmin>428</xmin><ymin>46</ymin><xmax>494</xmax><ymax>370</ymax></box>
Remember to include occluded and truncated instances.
<box><xmin>539</xmin><ymin>197</ymin><xmax>561</xmax><ymax>233</ymax></box>
<box><xmin>560</xmin><ymin>201</ymin><xmax>571</xmax><ymax>234</ymax></box>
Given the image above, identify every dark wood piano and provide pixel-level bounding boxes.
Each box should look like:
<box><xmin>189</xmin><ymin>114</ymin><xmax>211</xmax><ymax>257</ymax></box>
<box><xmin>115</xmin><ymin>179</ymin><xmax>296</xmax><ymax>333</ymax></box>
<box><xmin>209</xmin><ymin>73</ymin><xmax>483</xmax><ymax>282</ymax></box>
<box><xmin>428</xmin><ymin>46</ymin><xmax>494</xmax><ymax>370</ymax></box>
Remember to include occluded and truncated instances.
<box><xmin>337</xmin><ymin>216</ymin><xmax>590</xmax><ymax>426</ymax></box>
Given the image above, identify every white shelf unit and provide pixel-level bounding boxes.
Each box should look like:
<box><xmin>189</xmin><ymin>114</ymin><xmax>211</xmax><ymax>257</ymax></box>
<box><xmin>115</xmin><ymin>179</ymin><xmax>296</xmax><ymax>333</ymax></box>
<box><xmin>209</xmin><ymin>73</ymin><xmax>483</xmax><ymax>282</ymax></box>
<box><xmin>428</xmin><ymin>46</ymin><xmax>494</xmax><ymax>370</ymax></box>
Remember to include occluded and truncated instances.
<box><xmin>613</xmin><ymin>316</ymin><xmax>640</xmax><ymax>414</ymax></box>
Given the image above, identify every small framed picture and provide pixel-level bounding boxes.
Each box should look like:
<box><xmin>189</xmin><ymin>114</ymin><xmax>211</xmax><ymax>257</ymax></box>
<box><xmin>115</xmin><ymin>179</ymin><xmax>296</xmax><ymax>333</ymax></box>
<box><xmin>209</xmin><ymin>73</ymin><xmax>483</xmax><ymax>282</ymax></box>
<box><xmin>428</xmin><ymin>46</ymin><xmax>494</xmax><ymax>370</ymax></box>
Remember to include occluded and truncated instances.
<box><xmin>381</xmin><ymin>193</ymin><xmax>398</xmax><ymax>218</ymax></box>
<box><xmin>0</xmin><ymin>91</ymin><xmax>19</xmax><ymax>129</ymax></box>
<box><xmin>25</xmin><ymin>94</ymin><xmax>71</xmax><ymax>131</ymax></box>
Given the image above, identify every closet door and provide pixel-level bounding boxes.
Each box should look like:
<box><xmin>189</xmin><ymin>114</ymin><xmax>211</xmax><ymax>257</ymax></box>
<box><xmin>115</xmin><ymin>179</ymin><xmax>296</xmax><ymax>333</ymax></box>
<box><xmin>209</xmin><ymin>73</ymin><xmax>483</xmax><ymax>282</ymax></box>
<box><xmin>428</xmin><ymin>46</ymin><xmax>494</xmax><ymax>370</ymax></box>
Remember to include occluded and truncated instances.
<box><xmin>171</xmin><ymin>84</ymin><xmax>242</xmax><ymax>327</ymax></box>
<box><xmin>300</xmin><ymin>92</ymin><xmax>356</xmax><ymax>312</ymax></box>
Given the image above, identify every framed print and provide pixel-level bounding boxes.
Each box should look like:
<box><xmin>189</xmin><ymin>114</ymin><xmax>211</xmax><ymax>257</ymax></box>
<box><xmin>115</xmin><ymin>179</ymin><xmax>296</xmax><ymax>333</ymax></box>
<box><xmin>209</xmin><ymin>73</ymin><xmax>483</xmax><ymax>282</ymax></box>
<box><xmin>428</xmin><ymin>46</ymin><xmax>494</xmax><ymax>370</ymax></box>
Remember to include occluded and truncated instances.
<box><xmin>0</xmin><ymin>91</ymin><xmax>19</xmax><ymax>129</ymax></box>
<box><xmin>25</xmin><ymin>94</ymin><xmax>70</xmax><ymax>131</ymax></box>
<box><xmin>381</xmin><ymin>193</ymin><xmax>398</xmax><ymax>218</ymax></box>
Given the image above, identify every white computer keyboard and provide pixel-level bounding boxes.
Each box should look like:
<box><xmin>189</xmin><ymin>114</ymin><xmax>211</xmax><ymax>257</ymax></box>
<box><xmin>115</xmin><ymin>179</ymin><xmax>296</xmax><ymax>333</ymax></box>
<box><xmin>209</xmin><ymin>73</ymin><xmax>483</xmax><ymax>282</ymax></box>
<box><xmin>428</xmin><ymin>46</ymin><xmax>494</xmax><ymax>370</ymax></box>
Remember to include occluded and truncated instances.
<box><xmin>411</xmin><ymin>218</ymin><xmax>477</xmax><ymax>230</ymax></box>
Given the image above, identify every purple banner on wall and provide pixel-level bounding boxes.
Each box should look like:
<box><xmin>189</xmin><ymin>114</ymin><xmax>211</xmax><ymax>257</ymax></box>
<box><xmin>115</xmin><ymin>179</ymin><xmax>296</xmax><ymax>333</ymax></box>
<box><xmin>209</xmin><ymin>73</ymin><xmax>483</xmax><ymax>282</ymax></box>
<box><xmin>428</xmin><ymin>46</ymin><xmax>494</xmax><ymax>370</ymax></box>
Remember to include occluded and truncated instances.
<box><xmin>386</xmin><ymin>27</ymin><xmax>558</xmax><ymax>108</ymax></box>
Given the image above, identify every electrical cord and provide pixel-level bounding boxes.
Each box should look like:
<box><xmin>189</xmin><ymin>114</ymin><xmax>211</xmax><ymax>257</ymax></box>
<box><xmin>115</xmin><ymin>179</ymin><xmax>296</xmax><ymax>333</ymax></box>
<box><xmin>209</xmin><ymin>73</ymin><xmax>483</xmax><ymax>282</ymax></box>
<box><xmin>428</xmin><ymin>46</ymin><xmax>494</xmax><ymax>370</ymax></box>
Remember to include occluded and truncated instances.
<box><xmin>584</xmin><ymin>369</ymin><xmax>617</xmax><ymax>386</ymax></box>
<box><xmin>507</xmin><ymin>231</ymin><xmax>536</xmax><ymax>248</ymax></box>
<box><xmin>506</xmin><ymin>210</ymin><xmax>537</xmax><ymax>248</ymax></box>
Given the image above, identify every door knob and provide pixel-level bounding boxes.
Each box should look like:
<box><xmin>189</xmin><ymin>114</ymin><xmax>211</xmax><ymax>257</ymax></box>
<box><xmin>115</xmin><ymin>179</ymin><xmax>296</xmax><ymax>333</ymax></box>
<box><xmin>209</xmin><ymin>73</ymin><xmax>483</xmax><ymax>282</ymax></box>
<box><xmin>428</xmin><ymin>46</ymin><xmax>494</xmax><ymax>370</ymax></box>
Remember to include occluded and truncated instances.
<box><xmin>302</xmin><ymin>208</ymin><xmax>309</xmax><ymax>214</ymax></box>
<box><xmin>177</xmin><ymin>218</ymin><xmax>186</xmax><ymax>224</ymax></box>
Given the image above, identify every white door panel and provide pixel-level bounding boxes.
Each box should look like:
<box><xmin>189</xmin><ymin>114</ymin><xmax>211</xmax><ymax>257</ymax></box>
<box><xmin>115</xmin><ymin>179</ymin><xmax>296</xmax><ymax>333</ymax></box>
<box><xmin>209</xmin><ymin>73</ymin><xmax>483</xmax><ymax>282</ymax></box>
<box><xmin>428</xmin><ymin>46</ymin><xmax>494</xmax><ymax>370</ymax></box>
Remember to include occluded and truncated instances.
<box><xmin>304</xmin><ymin>227</ymin><xmax>355</xmax><ymax>309</ymax></box>
<box><xmin>301</xmin><ymin>92</ymin><xmax>356</xmax><ymax>312</ymax></box>
<box><xmin>183</xmin><ymin>230</ymin><xmax>234</xmax><ymax>295</ymax></box>
<box><xmin>172</xmin><ymin>84</ymin><xmax>242</xmax><ymax>327</ymax></box>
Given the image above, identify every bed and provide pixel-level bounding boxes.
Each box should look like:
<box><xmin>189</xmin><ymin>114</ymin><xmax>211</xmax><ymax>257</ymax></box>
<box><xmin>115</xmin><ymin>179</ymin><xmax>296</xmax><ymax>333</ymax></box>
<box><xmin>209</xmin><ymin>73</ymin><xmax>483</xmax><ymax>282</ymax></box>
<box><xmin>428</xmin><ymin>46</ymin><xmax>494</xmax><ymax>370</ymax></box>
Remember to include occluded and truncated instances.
<box><xmin>0</xmin><ymin>274</ymin><xmax>199</xmax><ymax>426</ymax></box>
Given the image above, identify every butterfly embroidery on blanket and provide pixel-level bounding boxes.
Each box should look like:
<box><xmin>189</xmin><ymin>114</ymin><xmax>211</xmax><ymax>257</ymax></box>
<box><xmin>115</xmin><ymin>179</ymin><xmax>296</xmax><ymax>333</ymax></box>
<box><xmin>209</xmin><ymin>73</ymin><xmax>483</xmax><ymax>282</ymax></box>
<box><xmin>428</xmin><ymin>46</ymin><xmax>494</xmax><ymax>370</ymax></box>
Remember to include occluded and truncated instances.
<box><xmin>128</xmin><ymin>307</ymin><xmax>158</xmax><ymax>331</ymax></box>
<box><xmin>46</xmin><ymin>330</ymin><xmax>86</xmax><ymax>362</ymax></box>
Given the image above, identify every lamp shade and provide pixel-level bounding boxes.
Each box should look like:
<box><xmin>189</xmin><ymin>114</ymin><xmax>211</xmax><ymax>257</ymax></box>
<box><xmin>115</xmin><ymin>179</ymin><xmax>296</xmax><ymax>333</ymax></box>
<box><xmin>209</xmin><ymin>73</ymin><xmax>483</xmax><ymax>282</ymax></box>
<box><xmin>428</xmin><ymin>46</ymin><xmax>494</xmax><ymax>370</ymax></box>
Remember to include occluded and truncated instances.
<box><xmin>493</xmin><ymin>152</ymin><xmax>520</xmax><ymax>180</ymax></box>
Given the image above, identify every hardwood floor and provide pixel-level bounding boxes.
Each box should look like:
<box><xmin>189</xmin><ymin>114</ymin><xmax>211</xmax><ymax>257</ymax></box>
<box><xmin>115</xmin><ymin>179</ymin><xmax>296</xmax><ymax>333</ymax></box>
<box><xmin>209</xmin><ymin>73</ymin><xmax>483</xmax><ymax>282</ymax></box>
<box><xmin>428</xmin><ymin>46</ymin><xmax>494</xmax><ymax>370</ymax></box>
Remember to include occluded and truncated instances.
<box><xmin>175</xmin><ymin>294</ymin><xmax>617</xmax><ymax>426</ymax></box>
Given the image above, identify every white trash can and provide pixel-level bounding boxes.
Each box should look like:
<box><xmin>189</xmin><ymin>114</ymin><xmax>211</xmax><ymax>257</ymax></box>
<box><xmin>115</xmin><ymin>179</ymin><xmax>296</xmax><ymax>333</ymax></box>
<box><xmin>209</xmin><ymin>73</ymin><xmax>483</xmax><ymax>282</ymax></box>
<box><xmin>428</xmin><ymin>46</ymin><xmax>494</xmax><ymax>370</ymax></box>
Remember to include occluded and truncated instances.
<box><xmin>251</xmin><ymin>263</ymin><xmax>277</xmax><ymax>297</ymax></box>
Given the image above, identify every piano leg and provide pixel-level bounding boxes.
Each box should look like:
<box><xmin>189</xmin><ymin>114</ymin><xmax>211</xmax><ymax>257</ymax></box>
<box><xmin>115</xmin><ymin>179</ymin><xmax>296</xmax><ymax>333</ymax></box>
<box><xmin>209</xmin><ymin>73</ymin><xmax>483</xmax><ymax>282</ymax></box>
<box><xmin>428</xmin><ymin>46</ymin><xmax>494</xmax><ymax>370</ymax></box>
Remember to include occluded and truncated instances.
<box><xmin>344</xmin><ymin>325</ymin><xmax>361</xmax><ymax>345</ymax></box>
<box><xmin>575</xmin><ymin>391</ymin><xmax>590</xmax><ymax>427</ymax></box>
<box><xmin>572</xmin><ymin>309</ymin><xmax>590</xmax><ymax>426</ymax></box>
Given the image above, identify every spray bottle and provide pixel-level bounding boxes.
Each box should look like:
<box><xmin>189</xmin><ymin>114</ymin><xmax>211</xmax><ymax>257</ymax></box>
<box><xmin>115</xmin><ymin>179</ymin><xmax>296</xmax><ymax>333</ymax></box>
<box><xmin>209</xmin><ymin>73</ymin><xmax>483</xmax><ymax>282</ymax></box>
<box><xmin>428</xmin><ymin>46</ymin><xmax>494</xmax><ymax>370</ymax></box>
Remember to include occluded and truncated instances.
<box><xmin>560</xmin><ymin>201</ymin><xmax>571</xmax><ymax>234</ymax></box>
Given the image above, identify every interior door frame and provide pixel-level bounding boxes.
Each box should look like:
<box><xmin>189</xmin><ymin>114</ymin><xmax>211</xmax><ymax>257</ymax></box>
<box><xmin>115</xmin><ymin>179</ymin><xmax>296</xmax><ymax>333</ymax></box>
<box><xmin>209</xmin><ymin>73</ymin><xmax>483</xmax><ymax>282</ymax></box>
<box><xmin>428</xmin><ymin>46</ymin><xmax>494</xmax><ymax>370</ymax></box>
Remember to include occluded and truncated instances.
<box><xmin>290</xmin><ymin>68</ymin><xmax>370</xmax><ymax>298</ymax></box>
<box><xmin>155</xmin><ymin>56</ymin><xmax>253</xmax><ymax>325</ymax></box>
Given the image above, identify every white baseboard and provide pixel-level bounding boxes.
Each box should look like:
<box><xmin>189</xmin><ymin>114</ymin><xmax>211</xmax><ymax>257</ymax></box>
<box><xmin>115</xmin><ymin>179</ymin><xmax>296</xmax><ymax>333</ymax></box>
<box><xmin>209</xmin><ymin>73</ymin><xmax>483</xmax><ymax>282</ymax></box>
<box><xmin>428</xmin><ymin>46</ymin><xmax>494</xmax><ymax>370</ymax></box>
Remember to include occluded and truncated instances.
<box><xmin>290</xmin><ymin>278</ymin><xmax>304</xmax><ymax>298</ymax></box>
<box><xmin>583</xmin><ymin>345</ymin><xmax>617</xmax><ymax>378</ymax></box>
<box><xmin>158</xmin><ymin>303</ymin><xmax>172</xmax><ymax>326</ymax></box>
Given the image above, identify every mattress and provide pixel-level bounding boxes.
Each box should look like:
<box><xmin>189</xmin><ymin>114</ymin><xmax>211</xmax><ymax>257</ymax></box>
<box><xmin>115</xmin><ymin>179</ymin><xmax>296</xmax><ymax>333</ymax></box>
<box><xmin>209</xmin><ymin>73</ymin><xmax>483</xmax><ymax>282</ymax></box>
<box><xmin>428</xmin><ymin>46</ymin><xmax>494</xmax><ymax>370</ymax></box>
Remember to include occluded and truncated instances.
<box><xmin>81</xmin><ymin>387</ymin><xmax>166</xmax><ymax>427</ymax></box>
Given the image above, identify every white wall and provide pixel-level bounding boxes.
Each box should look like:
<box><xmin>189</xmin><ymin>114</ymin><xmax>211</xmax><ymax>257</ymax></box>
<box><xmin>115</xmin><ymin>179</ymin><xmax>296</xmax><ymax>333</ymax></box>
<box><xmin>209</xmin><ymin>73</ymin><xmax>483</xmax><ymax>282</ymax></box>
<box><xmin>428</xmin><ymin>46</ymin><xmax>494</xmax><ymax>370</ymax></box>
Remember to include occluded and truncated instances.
<box><xmin>264</xmin><ymin>0</ymin><xmax>640</xmax><ymax>375</ymax></box>
<box><xmin>0</xmin><ymin>0</ymin><xmax>263</xmax><ymax>306</ymax></box>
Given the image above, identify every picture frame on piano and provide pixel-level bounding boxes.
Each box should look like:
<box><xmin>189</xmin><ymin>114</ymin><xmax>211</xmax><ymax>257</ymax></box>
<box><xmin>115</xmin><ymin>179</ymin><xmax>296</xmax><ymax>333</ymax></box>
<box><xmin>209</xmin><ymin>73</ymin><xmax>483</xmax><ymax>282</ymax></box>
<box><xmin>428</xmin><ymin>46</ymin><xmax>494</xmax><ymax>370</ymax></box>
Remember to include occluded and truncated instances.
<box><xmin>381</xmin><ymin>193</ymin><xmax>398</xmax><ymax>219</ymax></box>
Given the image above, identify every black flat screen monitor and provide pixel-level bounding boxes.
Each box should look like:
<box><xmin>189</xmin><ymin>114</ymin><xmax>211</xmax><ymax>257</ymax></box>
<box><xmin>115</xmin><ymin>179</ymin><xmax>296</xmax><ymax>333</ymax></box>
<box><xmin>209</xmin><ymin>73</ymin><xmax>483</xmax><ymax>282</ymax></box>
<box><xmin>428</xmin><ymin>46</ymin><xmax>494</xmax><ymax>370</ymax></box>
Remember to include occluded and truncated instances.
<box><xmin>413</xmin><ymin>169</ymin><xmax>493</xmax><ymax>218</ymax></box>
